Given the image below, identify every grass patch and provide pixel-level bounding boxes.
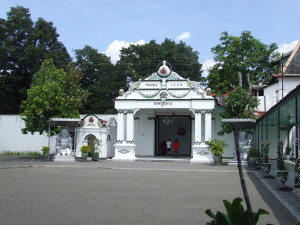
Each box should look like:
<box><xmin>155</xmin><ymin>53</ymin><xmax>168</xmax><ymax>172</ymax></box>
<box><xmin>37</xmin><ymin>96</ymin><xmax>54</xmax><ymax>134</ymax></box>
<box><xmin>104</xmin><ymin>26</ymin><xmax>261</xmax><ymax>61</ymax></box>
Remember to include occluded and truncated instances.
<box><xmin>1</xmin><ymin>151</ymin><xmax>41</xmax><ymax>156</ymax></box>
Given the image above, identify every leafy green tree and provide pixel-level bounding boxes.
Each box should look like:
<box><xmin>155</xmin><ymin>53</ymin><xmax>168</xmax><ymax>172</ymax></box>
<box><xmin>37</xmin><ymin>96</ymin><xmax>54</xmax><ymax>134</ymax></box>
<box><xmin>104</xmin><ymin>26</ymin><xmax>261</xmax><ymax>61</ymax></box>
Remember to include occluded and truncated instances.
<box><xmin>21</xmin><ymin>59</ymin><xmax>88</xmax><ymax>135</ymax></box>
<box><xmin>216</xmin><ymin>87</ymin><xmax>259</xmax><ymax>225</ymax></box>
<box><xmin>207</xmin><ymin>31</ymin><xmax>278</xmax><ymax>94</ymax></box>
<box><xmin>75</xmin><ymin>46</ymin><xmax>127</xmax><ymax>114</ymax></box>
<box><xmin>0</xmin><ymin>6</ymin><xmax>71</xmax><ymax>114</ymax></box>
<box><xmin>118</xmin><ymin>38</ymin><xmax>202</xmax><ymax>81</ymax></box>
<box><xmin>218</xmin><ymin>86</ymin><xmax>259</xmax><ymax>135</ymax></box>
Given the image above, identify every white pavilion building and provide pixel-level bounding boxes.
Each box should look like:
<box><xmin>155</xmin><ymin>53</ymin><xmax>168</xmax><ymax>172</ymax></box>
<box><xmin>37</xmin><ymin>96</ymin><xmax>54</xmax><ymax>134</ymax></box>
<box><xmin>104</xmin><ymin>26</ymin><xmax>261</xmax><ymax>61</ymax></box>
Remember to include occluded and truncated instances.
<box><xmin>113</xmin><ymin>61</ymin><xmax>225</xmax><ymax>163</ymax></box>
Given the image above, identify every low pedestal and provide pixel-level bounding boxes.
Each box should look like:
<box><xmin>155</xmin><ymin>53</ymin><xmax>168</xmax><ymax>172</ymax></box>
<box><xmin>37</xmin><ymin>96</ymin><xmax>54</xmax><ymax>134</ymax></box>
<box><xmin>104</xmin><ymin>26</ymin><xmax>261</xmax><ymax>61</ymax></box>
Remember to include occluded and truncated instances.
<box><xmin>113</xmin><ymin>143</ymin><xmax>136</xmax><ymax>160</ymax></box>
<box><xmin>54</xmin><ymin>155</ymin><xmax>75</xmax><ymax>162</ymax></box>
<box><xmin>228</xmin><ymin>160</ymin><xmax>248</xmax><ymax>167</ymax></box>
<box><xmin>190</xmin><ymin>144</ymin><xmax>213</xmax><ymax>163</ymax></box>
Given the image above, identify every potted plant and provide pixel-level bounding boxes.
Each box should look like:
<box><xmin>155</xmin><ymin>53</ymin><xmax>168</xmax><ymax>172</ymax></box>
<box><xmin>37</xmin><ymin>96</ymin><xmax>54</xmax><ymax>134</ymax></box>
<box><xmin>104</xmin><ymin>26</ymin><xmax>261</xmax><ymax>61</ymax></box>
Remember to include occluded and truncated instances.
<box><xmin>89</xmin><ymin>139</ymin><xmax>101</xmax><ymax>161</ymax></box>
<box><xmin>205</xmin><ymin>139</ymin><xmax>228</xmax><ymax>164</ymax></box>
<box><xmin>41</xmin><ymin>146</ymin><xmax>50</xmax><ymax>161</ymax></box>
<box><xmin>284</xmin><ymin>146</ymin><xmax>292</xmax><ymax>160</ymax></box>
<box><xmin>248</xmin><ymin>148</ymin><xmax>259</xmax><ymax>164</ymax></box>
<box><xmin>276</xmin><ymin>141</ymin><xmax>288</xmax><ymax>188</ymax></box>
<box><xmin>80</xmin><ymin>145</ymin><xmax>91</xmax><ymax>161</ymax></box>
<box><xmin>295</xmin><ymin>158</ymin><xmax>300</xmax><ymax>188</ymax></box>
<box><xmin>261</xmin><ymin>142</ymin><xmax>271</xmax><ymax>176</ymax></box>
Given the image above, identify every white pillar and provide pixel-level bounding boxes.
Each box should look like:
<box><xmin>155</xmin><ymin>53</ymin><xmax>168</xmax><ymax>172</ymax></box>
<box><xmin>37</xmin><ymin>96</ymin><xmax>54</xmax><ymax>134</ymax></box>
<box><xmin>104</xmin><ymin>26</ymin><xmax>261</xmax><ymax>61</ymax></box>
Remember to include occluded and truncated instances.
<box><xmin>117</xmin><ymin>111</ymin><xmax>124</xmax><ymax>142</ymax></box>
<box><xmin>205</xmin><ymin>111</ymin><xmax>212</xmax><ymax>141</ymax></box>
<box><xmin>194</xmin><ymin>111</ymin><xmax>202</xmax><ymax>144</ymax></box>
<box><xmin>126</xmin><ymin>111</ymin><xmax>134</xmax><ymax>143</ymax></box>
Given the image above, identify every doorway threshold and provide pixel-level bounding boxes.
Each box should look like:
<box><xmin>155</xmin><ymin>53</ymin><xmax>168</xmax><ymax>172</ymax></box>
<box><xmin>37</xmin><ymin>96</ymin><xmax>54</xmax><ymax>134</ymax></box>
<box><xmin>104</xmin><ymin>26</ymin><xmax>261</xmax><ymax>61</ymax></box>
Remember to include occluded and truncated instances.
<box><xmin>135</xmin><ymin>156</ymin><xmax>191</xmax><ymax>163</ymax></box>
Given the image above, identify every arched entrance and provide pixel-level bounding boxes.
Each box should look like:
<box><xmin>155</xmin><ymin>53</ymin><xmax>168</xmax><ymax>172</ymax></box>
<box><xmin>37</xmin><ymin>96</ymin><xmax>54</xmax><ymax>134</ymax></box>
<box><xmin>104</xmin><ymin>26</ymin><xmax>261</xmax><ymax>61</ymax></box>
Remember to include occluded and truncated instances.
<box><xmin>84</xmin><ymin>134</ymin><xmax>97</xmax><ymax>156</ymax></box>
<box><xmin>156</xmin><ymin>115</ymin><xmax>191</xmax><ymax>157</ymax></box>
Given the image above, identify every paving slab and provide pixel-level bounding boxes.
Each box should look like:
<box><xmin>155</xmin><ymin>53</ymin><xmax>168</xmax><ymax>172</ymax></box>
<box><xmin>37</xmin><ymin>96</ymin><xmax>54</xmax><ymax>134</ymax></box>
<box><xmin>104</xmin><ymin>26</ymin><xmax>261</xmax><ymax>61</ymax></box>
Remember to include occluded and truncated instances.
<box><xmin>0</xmin><ymin>155</ymin><xmax>299</xmax><ymax>225</ymax></box>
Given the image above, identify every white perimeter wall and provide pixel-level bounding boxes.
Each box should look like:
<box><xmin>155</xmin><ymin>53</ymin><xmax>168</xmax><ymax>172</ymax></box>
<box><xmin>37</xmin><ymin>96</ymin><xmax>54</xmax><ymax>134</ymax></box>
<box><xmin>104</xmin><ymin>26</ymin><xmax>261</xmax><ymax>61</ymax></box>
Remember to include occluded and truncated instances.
<box><xmin>0</xmin><ymin>115</ymin><xmax>56</xmax><ymax>153</ymax></box>
<box><xmin>0</xmin><ymin>114</ymin><xmax>118</xmax><ymax>154</ymax></box>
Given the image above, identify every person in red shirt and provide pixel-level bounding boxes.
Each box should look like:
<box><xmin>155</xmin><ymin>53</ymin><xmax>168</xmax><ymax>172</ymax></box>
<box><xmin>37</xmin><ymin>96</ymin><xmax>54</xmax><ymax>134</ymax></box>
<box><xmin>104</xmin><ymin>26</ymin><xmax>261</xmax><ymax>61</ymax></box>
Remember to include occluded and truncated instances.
<box><xmin>172</xmin><ymin>139</ymin><xmax>180</xmax><ymax>157</ymax></box>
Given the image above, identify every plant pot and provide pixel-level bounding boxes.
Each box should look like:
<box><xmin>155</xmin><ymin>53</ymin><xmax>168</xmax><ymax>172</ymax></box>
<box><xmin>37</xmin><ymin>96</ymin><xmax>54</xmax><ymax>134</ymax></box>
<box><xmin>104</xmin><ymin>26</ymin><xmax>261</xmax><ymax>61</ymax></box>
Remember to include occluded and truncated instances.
<box><xmin>92</xmin><ymin>152</ymin><xmax>99</xmax><ymax>161</ymax></box>
<box><xmin>42</xmin><ymin>152</ymin><xmax>49</xmax><ymax>161</ymax></box>
<box><xmin>276</xmin><ymin>170</ymin><xmax>288</xmax><ymax>185</ymax></box>
<box><xmin>213</xmin><ymin>155</ymin><xmax>222</xmax><ymax>164</ymax></box>
<box><xmin>261</xmin><ymin>162</ymin><xmax>271</xmax><ymax>174</ymax></box>
<box><xmin>81</xmin><ymin>152</ymin><xmax>88</xmax><ymax>161</ymax></box>
<box><xmin>249</xmin><ymin>156</ymin><xmax>258</xmax><ymax>164</ymax></box>
<box><xmin>295</xmin><ymin>165</ymin><xmax>300</xmax><ymax>188</ymax></box>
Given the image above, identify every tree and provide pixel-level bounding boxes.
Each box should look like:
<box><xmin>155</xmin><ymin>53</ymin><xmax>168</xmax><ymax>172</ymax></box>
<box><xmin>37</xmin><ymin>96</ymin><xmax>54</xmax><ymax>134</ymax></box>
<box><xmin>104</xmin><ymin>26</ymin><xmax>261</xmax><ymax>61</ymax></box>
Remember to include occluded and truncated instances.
<box><xmin>21</xmin><ymin>59</ymin><xmax>88</xmax><ymax>135</ymax></box>
<box><xmin>216</xmin><ymin>86</ymin><xmax>260</xmax><ymax>225</ymax></box>
<box><xmin>74</xmin><ymin>46</ymin><xmax>127</xmax><ymax>114</ymax></box>
<box><xmin>0</xmin><ymin>6</ymin><xmax>71</xmax><ymax>114</ymax></box>
<box><xmin>218</xmin><ymin>86</ymin><xmax>259</xmax><ymax>135</ymax></box>
<box><xmin>207</xmin><ymin>31</ymin><xmax>278</xmax><ymax>94</ymax></box>
<box><xmin>118</xmin><ymin>38</ymin><xmax>202</xmax><ymax>82</ymax></box>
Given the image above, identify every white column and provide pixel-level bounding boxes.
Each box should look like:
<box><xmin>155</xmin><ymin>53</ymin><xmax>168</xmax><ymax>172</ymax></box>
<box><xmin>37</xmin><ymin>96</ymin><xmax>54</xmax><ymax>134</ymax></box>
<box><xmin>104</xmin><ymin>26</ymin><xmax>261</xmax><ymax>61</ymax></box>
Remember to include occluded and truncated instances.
<box><xmin>117</xmin><ymin>111</ymin><xmax>124</xmax><ymax>142</ymax></box>
<box><xmin>126</xmin><ymin>111</ymin><xmax>134</xmax><ymax>143</ymax></box>
<box><xmin>194</xmin><ymin>111</ymin><xmax>202</xmax><ymax>144</ymax></box>
<box><xmin>205</xmin><ymin>111</ymin><xmax>212</xmax><ymax>141</ymax></box>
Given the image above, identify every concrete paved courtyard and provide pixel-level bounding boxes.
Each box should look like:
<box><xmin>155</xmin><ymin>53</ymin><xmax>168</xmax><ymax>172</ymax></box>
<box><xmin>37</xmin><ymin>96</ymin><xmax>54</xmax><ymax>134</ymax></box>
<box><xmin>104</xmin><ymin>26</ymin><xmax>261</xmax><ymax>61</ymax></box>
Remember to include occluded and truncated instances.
<box><xmin>0</xmin><ymin>158</ymin><xmax>299</xmax><ymax>225</ymax></box>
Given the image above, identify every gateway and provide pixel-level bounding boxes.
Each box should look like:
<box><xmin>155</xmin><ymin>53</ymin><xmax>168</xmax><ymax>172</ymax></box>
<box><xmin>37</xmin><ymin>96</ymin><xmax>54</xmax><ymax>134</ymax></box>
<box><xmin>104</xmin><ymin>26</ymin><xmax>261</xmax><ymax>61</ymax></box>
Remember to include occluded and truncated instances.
<box><xmin>114</xmin><ymin>61</ymin><xmax>217</xmax><ymax>163</ymax></box>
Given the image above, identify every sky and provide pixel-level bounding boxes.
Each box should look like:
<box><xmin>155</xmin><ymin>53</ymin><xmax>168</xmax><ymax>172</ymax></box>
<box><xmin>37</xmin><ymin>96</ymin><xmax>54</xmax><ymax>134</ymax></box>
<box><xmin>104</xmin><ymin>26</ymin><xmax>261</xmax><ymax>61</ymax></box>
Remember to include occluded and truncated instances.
<box><xmin>1</xmin><ymin>0</ymin><xmax>300</xmax><ymax>76</ymax></box>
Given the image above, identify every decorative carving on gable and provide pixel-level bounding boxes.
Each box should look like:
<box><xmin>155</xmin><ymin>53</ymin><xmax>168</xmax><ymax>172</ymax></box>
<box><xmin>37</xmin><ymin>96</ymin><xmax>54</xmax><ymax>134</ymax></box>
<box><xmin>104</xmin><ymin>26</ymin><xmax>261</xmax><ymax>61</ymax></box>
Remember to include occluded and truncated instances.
<box><xmin>160</xmin><ymin>91</ymin><xmax>168</xmax><ymax>101</ymax></box>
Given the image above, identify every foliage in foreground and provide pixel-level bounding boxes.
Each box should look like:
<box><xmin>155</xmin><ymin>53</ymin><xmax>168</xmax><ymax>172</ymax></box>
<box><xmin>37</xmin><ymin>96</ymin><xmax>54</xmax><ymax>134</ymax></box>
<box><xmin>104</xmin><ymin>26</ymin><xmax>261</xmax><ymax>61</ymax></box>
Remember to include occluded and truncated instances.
<box><xmin>205</xmin><ymin>197</ymin><xmax>269</xmax><ymax>225</ymax></box>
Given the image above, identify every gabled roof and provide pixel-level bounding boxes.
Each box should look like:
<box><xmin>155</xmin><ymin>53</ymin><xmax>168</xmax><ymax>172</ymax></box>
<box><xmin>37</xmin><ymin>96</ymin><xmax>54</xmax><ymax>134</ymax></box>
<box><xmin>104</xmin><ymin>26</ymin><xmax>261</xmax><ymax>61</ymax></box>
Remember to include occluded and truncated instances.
<box><xmin>274</xmin><ymin>41</ymin><xmax>300</xmax><ymax>77</ymax></box>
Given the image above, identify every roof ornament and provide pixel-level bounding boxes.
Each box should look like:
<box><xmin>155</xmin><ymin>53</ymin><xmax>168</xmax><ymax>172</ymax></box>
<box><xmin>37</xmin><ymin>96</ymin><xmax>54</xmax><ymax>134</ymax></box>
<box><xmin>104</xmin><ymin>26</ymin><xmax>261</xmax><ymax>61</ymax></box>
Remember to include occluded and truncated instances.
<box><xmin>157</xmin><ymin>61</ymin><xmax>172</xmax><ymax>78</ymax></box>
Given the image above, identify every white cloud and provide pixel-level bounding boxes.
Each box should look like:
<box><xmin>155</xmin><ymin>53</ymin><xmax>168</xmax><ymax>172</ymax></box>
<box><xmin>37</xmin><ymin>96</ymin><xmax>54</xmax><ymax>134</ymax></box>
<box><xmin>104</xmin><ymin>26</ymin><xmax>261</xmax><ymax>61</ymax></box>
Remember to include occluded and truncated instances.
<box><xmin>202</xmin><ymin>59</ymin><xmax>216</xmax><ymax>78</ymax></box>
<box><xmin>104</xmin><ymin>40</ymin><xmax>146</xmax><ymax>64</ymax></box>
<box><xmin>277</xmin><ymin>40</ymin><xmax>299</xmax><ymax>54</ymax></box>
<box><xmin>176</xmin><ymin>32</ymin><xmax>191</xmax><ymax>41</ymax></box>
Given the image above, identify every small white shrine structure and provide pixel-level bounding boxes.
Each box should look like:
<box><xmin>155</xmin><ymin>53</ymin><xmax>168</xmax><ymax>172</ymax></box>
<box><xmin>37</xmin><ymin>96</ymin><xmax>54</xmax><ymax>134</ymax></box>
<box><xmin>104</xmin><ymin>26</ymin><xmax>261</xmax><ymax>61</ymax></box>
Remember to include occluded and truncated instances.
<box><xmin>114</xmin><ymin>61</ymin><xmax>217</xmax><ymax>163</ymax></box>
<box><xmin>75</xmin><ymin>115</ymin><xmax>117</xmax><ymax>159</ymax></box>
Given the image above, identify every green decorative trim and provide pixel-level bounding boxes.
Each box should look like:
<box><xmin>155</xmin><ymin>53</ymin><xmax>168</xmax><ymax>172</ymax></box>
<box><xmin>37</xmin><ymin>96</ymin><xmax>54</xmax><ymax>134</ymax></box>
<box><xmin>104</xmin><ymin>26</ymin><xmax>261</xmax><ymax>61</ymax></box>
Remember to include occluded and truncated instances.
<box><xmin>117</xmin><ymin>109</ymin><xmax>134</xmax><ymax>114</ymax></box>
<box><xmin>166</xmin><ymin>87</ymin><xmax>191</xmax><ymax>98</ymax></box>
<box><xmin>137</xmin><ymin>88</ymin><xmax>161</xmax><ymax>98</ymax></box>
<box><xmin>194</xmin><ymin>109</ymin><xmax>212</xmax><ymax>114</ymax></box>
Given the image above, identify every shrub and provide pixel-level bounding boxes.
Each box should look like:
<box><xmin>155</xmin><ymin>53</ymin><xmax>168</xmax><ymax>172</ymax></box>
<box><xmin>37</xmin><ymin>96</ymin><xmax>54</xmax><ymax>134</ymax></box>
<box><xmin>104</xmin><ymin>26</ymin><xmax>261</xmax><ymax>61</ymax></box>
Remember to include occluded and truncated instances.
<box><xmin>248</xmin><ymin>148</ymin><xmax>259</xmax><ymax>157</ymax></box>
<box><xmin>205</xmin><ymin>139</ymin><xmax>228</xmax><ymax>156</ymax></box>
<box><xmin>41</xmin><ymin>146</ymin><xmax>50</xmax><ymax>153</ymax></box>
<box><xmin>80</xmin><ymin>145</ymin><xmax>91</xmax><ymax>153</ymax></box>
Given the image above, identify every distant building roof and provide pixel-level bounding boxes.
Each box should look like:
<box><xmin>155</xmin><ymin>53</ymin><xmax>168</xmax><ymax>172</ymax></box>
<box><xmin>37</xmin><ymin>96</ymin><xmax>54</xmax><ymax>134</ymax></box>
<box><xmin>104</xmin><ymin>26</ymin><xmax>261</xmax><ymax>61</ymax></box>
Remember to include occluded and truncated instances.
<box><xmin>273</xmin><ymin>41</ymin><xmax>300</xmax><ymax>77</ymax></box>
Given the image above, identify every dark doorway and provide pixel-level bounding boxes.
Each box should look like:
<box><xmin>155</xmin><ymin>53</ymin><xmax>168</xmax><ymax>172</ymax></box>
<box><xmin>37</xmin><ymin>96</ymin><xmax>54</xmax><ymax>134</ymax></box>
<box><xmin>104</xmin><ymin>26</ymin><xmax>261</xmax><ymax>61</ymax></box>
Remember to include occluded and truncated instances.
<box><xmin>156</xmin><ymin>115</ymin><xmax>191</xmax><ymax>157</ymax></box>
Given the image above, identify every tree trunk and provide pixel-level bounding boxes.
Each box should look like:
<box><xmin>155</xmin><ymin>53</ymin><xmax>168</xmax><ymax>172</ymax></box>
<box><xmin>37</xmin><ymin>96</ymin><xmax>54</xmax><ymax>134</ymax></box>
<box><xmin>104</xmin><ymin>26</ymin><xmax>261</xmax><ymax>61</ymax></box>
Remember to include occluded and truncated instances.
<box><xmin>246</xmin><ymin>73</ymin><xmax>253</xmax><ymax>94</ymax></box>
<box><xmin>238</xmin><ymin>71</ymin><xmax>243</xmax><ymax>87</ymax></box>
<box><xmin>233</xmin><ymin>129</ymin><xmax>255</xmax><ymax>225</ymax></box>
